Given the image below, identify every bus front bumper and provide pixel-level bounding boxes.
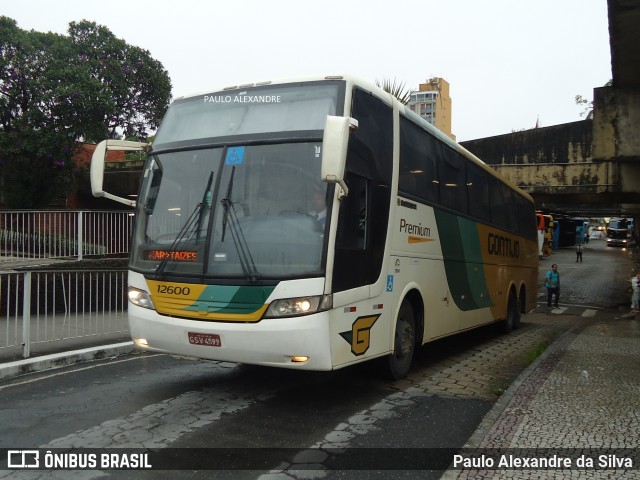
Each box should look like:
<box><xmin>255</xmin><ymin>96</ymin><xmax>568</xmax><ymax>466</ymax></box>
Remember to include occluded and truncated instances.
<box><xmin>127</xmin><ymin>304</ymin><xmax>333</xmax><ymax>371</ymax></box>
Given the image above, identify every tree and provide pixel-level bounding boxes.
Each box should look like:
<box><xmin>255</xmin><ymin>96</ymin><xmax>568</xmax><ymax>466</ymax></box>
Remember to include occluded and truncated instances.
<box><xmin>376</xmin><ymin>77</ymin><xmax>412</xmax><ymax>105</ymax></box>
<box><xmin>67</xmin><ymin>21</ymin><xmax>171</xmax><ymax>140</ymax></box>
<box><xmin>0</xmin><ymin>17</ymin><xmax>171</xmax><ymax>207</ymax></box>
<box><xmin>575</xmin><ymin>94</ymin><xmax>593</xmax><ymax>119</ymax></box>
<box><xmin>575</xmin><ymin>80</ymin><xmax>613</xmax><ymax>120</ymax></box>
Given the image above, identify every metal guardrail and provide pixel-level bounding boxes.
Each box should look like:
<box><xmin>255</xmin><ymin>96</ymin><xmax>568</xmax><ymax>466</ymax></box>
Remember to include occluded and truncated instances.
<box><xmin>0</xmin><ymin>210</ymin><xmax>134</xmax><ymax>261</ymax></box>
<box><xmin>0</xmin><ymin>269</ymin><xmax>128</xmax><ymax>359</ymax></box>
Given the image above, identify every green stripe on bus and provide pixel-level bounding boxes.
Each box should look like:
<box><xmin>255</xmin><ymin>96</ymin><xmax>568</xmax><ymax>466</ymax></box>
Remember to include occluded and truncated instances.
<box><xmin>184</xmin><ymin>285</ymin><xmax>276</xmax><ymax>314</ymax></box>
<box><xmin>435</xmin><ymin>210</ymin><xmax>493</xmax><ymax>311</ymax></box>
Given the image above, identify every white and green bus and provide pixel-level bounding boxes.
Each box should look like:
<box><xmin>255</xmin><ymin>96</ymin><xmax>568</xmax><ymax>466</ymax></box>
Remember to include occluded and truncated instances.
<box><xmin>91</xmin><ymin>75</ymin><xmax>539</xmax><ymax>379</ymax></box>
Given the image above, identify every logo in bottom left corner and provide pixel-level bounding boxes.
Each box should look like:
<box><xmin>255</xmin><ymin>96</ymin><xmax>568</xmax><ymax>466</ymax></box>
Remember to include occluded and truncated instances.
<box><xmin>8</xmin><ymin>450</ymin><xmax>40</xmax><ymax>468</ymax></box>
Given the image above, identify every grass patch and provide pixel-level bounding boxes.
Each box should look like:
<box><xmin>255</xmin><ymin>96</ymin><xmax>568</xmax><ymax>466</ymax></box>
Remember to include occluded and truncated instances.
<box><xmin>526</xmin><ymin>340</ymin><xmax>551</xmax><ymax>364</ymax></box>
<box><xmin>489</xmin><ymin>382</ymin><xmax>510</xmax><ymax>397</ymax></box>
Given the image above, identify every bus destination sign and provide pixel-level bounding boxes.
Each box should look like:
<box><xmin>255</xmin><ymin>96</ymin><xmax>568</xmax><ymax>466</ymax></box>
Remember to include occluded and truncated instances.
<box><xmin>145</xmin><ymin>250</ymin><xmax>198</xmax><ymax>262</ymax></box>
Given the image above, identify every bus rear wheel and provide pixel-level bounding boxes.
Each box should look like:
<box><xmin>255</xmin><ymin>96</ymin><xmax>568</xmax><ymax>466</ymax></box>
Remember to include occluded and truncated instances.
<box><xmin>503</xmin><ymin>290</ymin><xmax>520</xmax><ymax>333</ymax></box>
<box><xmin>383</xmin><ymin>301</ymin><xmax>416</xmax><ymax>379</ymax></box>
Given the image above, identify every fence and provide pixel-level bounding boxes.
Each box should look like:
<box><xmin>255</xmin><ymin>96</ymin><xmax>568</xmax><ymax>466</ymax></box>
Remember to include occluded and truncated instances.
<box><xmin>0</xmin><ymin>210</ymin><xmax>134</xmax><ymax>260</ymax></box>
<box><xmin>0</xmin><ymin>269</ymin><xmax>129</xmax><ymax>359</ymax></box>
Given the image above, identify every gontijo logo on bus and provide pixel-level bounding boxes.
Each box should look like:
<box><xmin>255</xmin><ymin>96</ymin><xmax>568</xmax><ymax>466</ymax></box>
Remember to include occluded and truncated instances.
<box><xmin>487</xmin><ymin>232</ymin><xmax>520</xmax><ymax>258</ymax></box>
<box><xmin>400</xmin><ymin>218</ymin><xmax>434</xmax><ymax>244</ymax></box>
<box><xmin>339</xmin><ymin>314</ymin><xmax>380</xmax><ymax>356</ymax></box>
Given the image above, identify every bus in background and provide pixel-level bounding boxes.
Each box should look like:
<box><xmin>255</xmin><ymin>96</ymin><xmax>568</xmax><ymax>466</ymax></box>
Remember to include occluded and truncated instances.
<box><xmin>91</xmin><ymin>75</ymin><xmax>539</xmax><ymax>379</ymax></box>
<box><xmin>572</xmin><ymin>217</ymin><xmax>589</xmax><ymax>245</ymax></box>
<box><xmin>542</xmin><ymin>214</ymin><xmax>554</xmax><ymax>256</ymax></box>
<box><xmin>607</xmin><ymin>217</ymin><xmax>631</xmax><ymax>247</ymax></box>
<box><xmin>536</xmin><ymin>213</ymin><xmax>545</xmax><ymax>258</ymax></box>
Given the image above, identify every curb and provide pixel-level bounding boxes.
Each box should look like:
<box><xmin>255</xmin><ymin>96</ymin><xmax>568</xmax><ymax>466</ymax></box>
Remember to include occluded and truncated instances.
<box><xmin>0</xmin><ymin>342</ymin><xmax>137</xmax><ymax>380</ymax></box>
<box><xmin>439</xmin><ymin>319</ymin><xmax>594</xmax><ymax>479</ymax></box>
<box><xmin>464</xmin><ymin>319</ymin><xmax>591</xmax><ymax>448</ymax></box>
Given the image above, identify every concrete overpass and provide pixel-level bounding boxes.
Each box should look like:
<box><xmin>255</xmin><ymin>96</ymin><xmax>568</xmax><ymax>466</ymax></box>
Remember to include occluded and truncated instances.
<box><xmin>461</xmin><ymin>0</ymin><xmax>640</xmax><ymax>218</ymax></box>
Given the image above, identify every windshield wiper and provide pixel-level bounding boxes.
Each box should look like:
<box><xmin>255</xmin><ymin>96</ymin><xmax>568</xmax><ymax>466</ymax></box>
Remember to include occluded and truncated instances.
<box><xmin>156</xmin><ymin>171</ymin><xmax>214</xmax><ymax>276</ymax></box>
<box><xmin>197</xmin><ymin>171</ymin><xmax>215</xmax><ymax>240</ymax></box>
<box><xmin>220</xmin><ymin>166</ymin><xmax>260</xmax><ymax>282</ymax></box>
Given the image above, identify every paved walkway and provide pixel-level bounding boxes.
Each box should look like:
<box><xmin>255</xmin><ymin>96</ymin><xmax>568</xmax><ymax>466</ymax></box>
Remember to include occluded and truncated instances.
<box><xmin>442</xmin><ymin>240</ymin><xmax>640</xmax><ymax>479</ymax></box>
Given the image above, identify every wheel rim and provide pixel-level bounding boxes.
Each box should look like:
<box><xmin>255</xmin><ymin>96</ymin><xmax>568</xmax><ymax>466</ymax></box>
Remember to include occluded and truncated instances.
<box><xmin>397</xmin><ymin>320</ymin><xmax>414</xmax><ymax>358</ymax></box>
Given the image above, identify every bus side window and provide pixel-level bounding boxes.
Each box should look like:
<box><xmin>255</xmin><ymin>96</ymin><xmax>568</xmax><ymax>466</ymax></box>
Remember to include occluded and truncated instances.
<box><xmin>336</xmin><ymin>173</ymin><xmax>368</xmax><ymax>250</ymax></box>
<box><xmin>439</xmin><ymin>146</ymin><xmax>468</xmax><ymax>214</ymax></box>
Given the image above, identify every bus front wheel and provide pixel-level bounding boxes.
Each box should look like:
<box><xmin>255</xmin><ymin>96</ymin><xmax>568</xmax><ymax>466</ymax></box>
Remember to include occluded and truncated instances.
<box><xmin>383</xmin><ymin>301</ymin><xmax>416</xmax><ymax>379</ymax></box>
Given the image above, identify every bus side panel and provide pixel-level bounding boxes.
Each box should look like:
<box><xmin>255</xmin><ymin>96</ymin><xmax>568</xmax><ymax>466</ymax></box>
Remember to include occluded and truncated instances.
<box><xmin>389</xmin><ymin>202</ymin><xmax>538</xmax><ymax>339</ymax></box>
<box><xmin>390</xmin><ymin>200</ymin><xmax>462</xmax><ymax>340</ymax></box>
<box><xmin>435</xmin><ymin>212</ymin><xmax>495</xmax><ymax>308</ymax></box>
<box><xmin>328</xmin><ymin>288</ymin><xmax>394</xmax><ymax>369</ymax></box>
<box><xmin>476</xmin><ymin>223</ymin><xmax>539</xmax><ymax>321</ymax></box>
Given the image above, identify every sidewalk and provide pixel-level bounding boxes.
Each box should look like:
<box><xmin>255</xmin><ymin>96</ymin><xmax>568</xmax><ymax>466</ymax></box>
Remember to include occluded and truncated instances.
<box><xmin>443</xmin><ymin>239</ymin><xmax>640</xmax><ymax>478</ymax></box>
<box><xmin>442</xmin><ymin>308</ymin><xmax>640</xmax><ymax>479</ymax></box>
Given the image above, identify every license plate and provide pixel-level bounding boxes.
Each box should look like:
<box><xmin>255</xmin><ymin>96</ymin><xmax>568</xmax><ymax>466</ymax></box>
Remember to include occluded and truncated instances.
<box><xmin>188</xmin><ymin>332</ymin><xmax>222</xmax><ymax>347</ymax></box>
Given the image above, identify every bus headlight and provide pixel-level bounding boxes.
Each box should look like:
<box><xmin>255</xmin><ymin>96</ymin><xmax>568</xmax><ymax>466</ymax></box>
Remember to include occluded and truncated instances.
<box><xmin>128</xmin><ymin>287</ymin><xmax>156</xmax><ymax>310</ymax></box>
<box><xmin>265</xmin><ymin>295</ymin><xmax>332</xmax><ymax>318</ymax></box>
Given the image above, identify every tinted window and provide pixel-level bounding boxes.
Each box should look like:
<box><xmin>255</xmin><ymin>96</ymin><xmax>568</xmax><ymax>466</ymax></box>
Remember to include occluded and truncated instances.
<box><xmin>466</xmin><ymin>163</ymin><xmax>491</xmax><ymax>222</ymax></box>
<box><xmin>350</xmin><ymin>89</ymin><xmax>393</xmax><ymax>184</ymax></box>
<box><xmin>439</xmin><ymin>147</ymin><xmax>467</xmax><ymax>214</ymax></box>
<box><xmin>489</xmin><ymin>177</ymin><xmax>507</xmax><ymax>227</ymax></box>
<box><xmin>399</xmin><ymin>116</ymin><xmax>439</xmax><ymax>203</ymax></box>
<box><xmin>333</xmin><ymin>89</ymin><xmax>392</xmax><ymax>292</ymax></box>
<box><xmin>336</xmin><ymin>173</ymin><xmax>368</xmax><ymax>250</ymax></box>
<box><xmin>154</xmin><ymin>82</ymin><xmax>343</xmax><ymax>146</ymax></box>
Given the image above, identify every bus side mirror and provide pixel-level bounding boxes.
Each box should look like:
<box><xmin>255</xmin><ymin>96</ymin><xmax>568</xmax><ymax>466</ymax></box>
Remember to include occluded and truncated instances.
<box><xmin>91</xmin><ymin>139</ymin><xmax>149</xmax><ymax>207</ymax></box>
<box><xmin>321</xmin><ymin>116</ymin><xmax>357</xmax><ymax>199</ymax></box>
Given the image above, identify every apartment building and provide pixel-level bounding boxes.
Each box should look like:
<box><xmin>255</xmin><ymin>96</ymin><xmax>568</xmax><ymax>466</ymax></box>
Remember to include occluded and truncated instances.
<box><xmin>408</xmin><ymin>77</ymin><xmax>456</xmax><ymax>141</ymax></box>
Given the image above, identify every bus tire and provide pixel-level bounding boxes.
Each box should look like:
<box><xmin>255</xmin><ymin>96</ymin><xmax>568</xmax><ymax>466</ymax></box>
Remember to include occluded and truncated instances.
<box><xmin>503</xmin><ymin>290</ymin><xmax>519</xmax><ymax>333</ymax></box>
<box><xmin>383</xmin><ymin>301</ymin><xmax>416</xmax><ymax>379</ymax></box>
<box><xmin>515</xmin><ymin>289</ymin><xmax>525</xmax><ymax>329</ymax></box>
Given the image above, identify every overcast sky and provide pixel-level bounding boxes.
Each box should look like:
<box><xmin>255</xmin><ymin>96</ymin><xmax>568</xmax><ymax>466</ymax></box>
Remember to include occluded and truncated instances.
<box><xmin>3</xmin><ymin>0</ymin><xmax>612</xmax><ymax>141</ymax></box>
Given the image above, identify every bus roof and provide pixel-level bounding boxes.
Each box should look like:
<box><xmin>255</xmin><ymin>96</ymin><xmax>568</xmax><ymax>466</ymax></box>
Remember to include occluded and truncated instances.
<box><xmin>173</xmin><ymin>74</ymin><xmax>534</xmax><ymax>205</ymax></box>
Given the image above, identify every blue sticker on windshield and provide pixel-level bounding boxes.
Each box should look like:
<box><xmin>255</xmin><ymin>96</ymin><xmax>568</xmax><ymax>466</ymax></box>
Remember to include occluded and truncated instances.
<box><xmin>225</xmin><ymin>147</ymin><xmax>245</xmax><ymax>165</ymax></box>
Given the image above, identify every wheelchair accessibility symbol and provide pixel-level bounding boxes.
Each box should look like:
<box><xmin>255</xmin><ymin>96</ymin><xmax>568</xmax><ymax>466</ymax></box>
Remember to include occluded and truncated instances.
<box><xmin>386</xmin><ymin>275</ymin><xmax>394</xmax><ymax>292</ymax></box>
<box><xmin>225</xmin><ymin>147</ymin><xmax>245</xmax><ymax>165</ymax></box>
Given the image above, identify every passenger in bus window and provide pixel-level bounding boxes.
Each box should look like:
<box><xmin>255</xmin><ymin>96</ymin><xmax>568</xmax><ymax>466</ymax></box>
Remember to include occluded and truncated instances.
<box><xmin>310</xmin><ymin>185</ymin><xmax>327</xmax><ymax>231</ymax></box>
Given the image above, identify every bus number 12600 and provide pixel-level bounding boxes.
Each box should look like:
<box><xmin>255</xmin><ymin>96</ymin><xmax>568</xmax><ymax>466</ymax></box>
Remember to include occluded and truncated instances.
<box><xmin>157</xmin><ymin>285</ymin><xmax>191</xmax><ymax>295</ymax></box>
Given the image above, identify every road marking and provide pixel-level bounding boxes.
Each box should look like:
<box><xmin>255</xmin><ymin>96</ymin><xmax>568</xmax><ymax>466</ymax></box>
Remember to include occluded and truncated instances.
<box><xmin>0</xmin><ymin>355</ymin><xmax>162</xmax><ymax>392</ymax></box>
<box><xmin>581</xmin><ymin>309</ymin><xmax>597</xmax><ymax>317</ymax></box>
<box><xmin>44</xmin><ymin>378</ymin><xmax>267</xmax><ymax>450</ymax></box>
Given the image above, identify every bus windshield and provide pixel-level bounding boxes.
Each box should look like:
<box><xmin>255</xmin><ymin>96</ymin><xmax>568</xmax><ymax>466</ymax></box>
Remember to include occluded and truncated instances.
<box><xmin>131</xmin><ymin>142</ymin><xmax>329</xmax><ymax>280</ymax></box>
<box><xmin>153</xmin><ymin>82</ymin><xmax>342</xmax><ymax>147</ymax></box>
<box><xmin>607</xmin><ymin>228</ymin><xmax>628</xmax><ymax>239</ymax></box>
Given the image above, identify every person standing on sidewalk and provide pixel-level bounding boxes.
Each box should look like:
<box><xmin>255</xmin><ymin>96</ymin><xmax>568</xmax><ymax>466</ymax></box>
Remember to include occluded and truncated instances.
<box><xmin>576</xmin><ymin>243</ymin><xmax>583</xmax><ymax>262</ymax></box>
<box><xmin>546</xmin><ymin>264</ymin><xmax>560</xmax><ymax>308</ymax></box>
<box><xmin>629</xmin><ymin>271</ymin><xmax>640</xmax><ymax>314</ymax></box>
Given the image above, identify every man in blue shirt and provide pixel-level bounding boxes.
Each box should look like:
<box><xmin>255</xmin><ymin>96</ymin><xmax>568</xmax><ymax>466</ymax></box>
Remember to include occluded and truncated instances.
<box><xmin>545</xmin><ymin>264</ymin><xmax>560</xmax><ymax>308</ymax></box>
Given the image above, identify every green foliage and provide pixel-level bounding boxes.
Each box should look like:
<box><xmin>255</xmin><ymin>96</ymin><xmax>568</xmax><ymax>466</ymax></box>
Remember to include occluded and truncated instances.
<box><xmin>575</xmin><ymin>79</ymin><xmax>613</xmax><ymax>120</ymax></box>
<box><xmin>575</xmin><ymin>94</ymin><xmax>593</xmax><ymax>119</ymax></box>
<box><xmin>526</xmin><ymin>340</ymin><xmax>550</xmax><ymax>364</ymax></box>
<box><xmin>0</xmin><ymin>17</ymin><xmax>172</xmax><ymax>207</ymax></box>
<box><xmin>376</xmin><ymin>77</ymin><xmax>412</xmax><ymax>105</ymax></box>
